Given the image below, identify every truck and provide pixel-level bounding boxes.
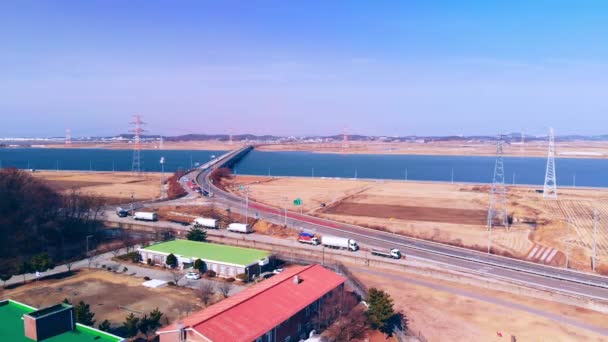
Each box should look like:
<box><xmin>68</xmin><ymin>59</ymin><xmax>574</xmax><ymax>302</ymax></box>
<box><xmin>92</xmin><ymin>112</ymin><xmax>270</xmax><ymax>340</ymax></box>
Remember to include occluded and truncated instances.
<box><xmin>321</xmin><ymin>236</ymin><xmax>359</xmax><ymax>251</ymax></box>
<box><xmin>227</xmin><ymin>223</ymin><xmax>252</xmax><ymax>233</ymax></box>
<box><xmin>298</xmin><ymin>232</ymin><xmax>320</xmax><ymax>246</ymax></box>
<box><xmin>133</xmin><ymin>212</ymin><xmax>158</xmax><ymax>221</ymax></box>
<box><xmin>371</xmin><ymin>248</ymin><xmax>402</xmax><ymax>259</ymax></box>
<box><xmin>166</xmin><ymin>213</ymin><xmax>192</xmax><ymax>226</ymax></box>
<box><xmin>116</xmin><ymin>207</ymin><xmax>129</xmax><ymax>218</ymax></box>
<box><xmin>193</xmin><ymin>217</ymin><xmax>218</xmax><ymax>229</ymax></box>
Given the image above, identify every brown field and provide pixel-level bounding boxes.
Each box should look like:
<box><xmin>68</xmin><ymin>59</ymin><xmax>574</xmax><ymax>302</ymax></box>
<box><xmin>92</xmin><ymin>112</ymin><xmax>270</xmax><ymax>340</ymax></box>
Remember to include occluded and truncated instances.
<box><xmin>33</xmin><ymin>171</ymin><xmax>162</xmax><ymax>203</ymax></box>
<box><xmin>43</xmin><ymin>140</ymin><xmax>243</xmax><ymax>151</ymax></box>
<box><xmin>257</xmin><ymin>140</ymin><xmax>608</xmax><ymax>158</ymax></box>
<box><xmin>30</xmin><ymin>139</ymin><xmax>608</xmax><ymax>158</ymax></box>
<box><xmin>1</xmin><ymin>269</ymin><xmax>204</xmax><ymax>325</ymax></box>
<box><xmin>225</xmin><ymin>175</ymin><xmax>608</xmax><ymax>272</ymax></box>
<box><xmin>353</xmin><ymin>267</ymin><xmax>608</xmax><ymax>341</ymax></box>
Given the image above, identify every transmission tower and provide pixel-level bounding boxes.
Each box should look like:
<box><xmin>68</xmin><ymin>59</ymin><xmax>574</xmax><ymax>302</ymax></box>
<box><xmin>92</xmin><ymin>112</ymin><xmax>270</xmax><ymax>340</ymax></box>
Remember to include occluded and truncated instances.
<box><xmin>159</xmin><ymin>136</ymin><xmax>164</xmax><ymax>149</ymax></box>
<box><xmin>342</xmin><ymin>127</ymin><xmax>349</xmax><ymax>149</ymax></box>
<box><xmin>65</xmin><ymin>128</ymin><xmax>71</xmax><ymax>145</ymax></box>
<box><xmin>229</xmin><ymin>129</ymin><xmax>233</xmax><ymax>145</ymax></box>
<box><xmin>543</xmin><ymin>127</ymin><xmax>557</xmax><ymax>199</ymax></box>
<box><xmin>130</xmin><ymin>114</ymin><xmax>146</xmax><ymax>174</ymax></box>
<box><xmin>487</xmin><ymin>135</ymin><xmax>509</xmax><ymax>230</ymax></box>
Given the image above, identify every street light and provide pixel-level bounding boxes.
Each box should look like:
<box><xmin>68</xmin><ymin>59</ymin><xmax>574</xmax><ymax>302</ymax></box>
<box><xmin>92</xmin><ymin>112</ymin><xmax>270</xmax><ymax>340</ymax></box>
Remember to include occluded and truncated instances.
<box><xmin>160</xmin><ymin>157</ymin><xmax>165</xmax><ymax>199</ymax></box>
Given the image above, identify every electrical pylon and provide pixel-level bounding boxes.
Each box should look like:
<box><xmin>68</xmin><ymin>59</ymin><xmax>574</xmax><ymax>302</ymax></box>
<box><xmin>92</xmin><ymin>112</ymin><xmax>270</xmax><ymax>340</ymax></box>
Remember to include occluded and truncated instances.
<box><xmin>130</xmin><ymin>114</ymin><xmax>146</xmax><ymax>174</ymax></box>
<box><xmin>543</xmin><ymin>127</ymin><xmax>557</xmax><ymax>199</ymax></box>
<box><xmin>487</xmin><ymin>134</ymin><xmax>509</xmax><ymax>230</ymax></box>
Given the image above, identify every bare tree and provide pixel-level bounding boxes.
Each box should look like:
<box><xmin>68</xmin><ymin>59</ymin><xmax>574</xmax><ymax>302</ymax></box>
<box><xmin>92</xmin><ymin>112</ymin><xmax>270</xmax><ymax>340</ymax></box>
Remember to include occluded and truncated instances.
<box><xmin>199</xmin><ymin>282</ymin><xmax>215</xmax><ymax>306</ymax></box>
<box><xmin>312</xmin><ymin>289</ymin><xmax>359</xmax><ymax>332</ymax></box>
<box><xmin>65</xmin><ymin>260</ymin><xmax>76</xmax><ymax>273</ymax></box>
<box><xmin>325</xmin><ymin>305</ymin><xmax>368</xmax><ymax>342</ymax></box>
<box><xmin>170</xmin><ymin>269</ymin><xmax>182</xmax><ymax>285</ymax></box>
<box><xmin>121</xmin><ymin>229</ymin><xmax>136</xmax><ymax>253</ymax></box>
<box><xmin>218</xmin><ymin>281</ymin><xmax>233</xmax><ymax>298</ymax></box>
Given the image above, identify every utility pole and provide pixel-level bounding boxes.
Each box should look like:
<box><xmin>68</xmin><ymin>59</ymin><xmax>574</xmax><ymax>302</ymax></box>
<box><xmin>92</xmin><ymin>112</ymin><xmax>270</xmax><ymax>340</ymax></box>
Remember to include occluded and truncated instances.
<box><xmin>565</xmin><ymin>219</ymin><xmax>571</xmax><ymax>269</ymax></box>
<box><xmin>451</xmin><ymin>168</ymin><xmax>454</xmax><ymax>184</ymax></box>
<box><xmin>86</xmin><ymin>235</ymin><xmax>94</xmax><ymax>256</ymax></box>
<box><xmin>573</xmin><ymin>174</ymin><xmax>576</xmax><ymax>188</ymax></box>
<box><xmin>312</xmin><ymin>168</ymin><xmax>314</xmax><ymax>178</ymax></box>
<box><xmin>543</xmin><ymin>127</ymin><xmax>557</xmax><ymax>199</ymax></box>
<box><xmin>405</xmin><ymin>168</ymin><xmax>408</xmax><ymax>181</ymax></box>
<box><xmin>160</xmin><ymin>157</ymin><xmax>166</xmax><ymax>199</ymax></box>
<box><xmin>592</xmin><ymin>208</ymin><xmax>599</xmax><ymax>272</ymax></box>
<box><xmin>244</xmin><ymin>186</ymin><xmax>249</xmax><ymax>225</ymax></box>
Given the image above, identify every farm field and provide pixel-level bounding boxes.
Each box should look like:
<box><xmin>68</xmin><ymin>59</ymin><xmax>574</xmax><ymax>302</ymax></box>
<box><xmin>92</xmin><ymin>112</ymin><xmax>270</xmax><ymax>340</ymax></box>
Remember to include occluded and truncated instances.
<box><xmin>34</xmin><ymin>171</ymin><xmax>162</xmax><ymax>203</ymax></box>
<box><xmin>225</xmin><ymin>175</ymin><xmax>608</xmax><ymax>272</ymax></box>
<box><xmin>256</xmin><ymin>140</ymin><xmax>608</xmax><ymax>158</ymax></box>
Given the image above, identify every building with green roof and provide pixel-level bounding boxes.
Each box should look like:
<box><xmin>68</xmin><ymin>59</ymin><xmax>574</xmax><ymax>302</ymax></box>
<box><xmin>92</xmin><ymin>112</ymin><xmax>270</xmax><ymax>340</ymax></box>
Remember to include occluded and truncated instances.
<box><xmin>138</xmin><ymin>240</ymin><xmax>274</xmax><ymax>278</ymax></box>
<box><xmin>0</xmin><ymin>299</ymin><xmax>124</xmax><ymax>342</ymax></box>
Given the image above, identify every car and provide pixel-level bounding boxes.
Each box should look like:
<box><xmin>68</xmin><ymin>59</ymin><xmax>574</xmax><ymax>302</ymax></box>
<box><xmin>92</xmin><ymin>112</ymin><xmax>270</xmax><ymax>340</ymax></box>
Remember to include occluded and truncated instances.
<box><xmin>263</xmin><ymin>273</ymin><xmax>275</xmax><ymax>279</ymax></box>
<box><xmin>272</xmin><ymin>268</ymin><xmax>284</xmax><ymax>274</ymax></box>
<box><xmin>185</xmin><ymin>272</ymin><xmax>201</xmax><ymax>280</ymax></box>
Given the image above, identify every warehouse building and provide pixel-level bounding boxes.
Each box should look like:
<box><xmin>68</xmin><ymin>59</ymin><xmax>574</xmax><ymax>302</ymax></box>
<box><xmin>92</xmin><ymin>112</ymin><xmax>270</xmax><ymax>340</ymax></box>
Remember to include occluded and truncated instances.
<box><xmin>0</xmin><ymin>299</ymin><xmax>124</xmax><ymax>342</ymax></box>
<box><xmin>157</xmin><ymin>264</ymin><xmax>346</xmax><ymax>342</ymax></box>
<box><xmin>138</xmin><ymin>240</ymin><xmax>274</xmax><ymax>278</ymax></box>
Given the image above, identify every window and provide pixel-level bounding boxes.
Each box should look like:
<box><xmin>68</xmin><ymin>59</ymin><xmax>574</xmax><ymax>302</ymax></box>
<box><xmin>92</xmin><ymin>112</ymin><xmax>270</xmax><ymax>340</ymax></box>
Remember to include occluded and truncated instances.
<box><xmin>284</xmin><ymin>337</ymin><xmax>290</xmax><ymax>342</ymax></box>
<box><xmin>297</xmin><ymin>323</ymin><xmax>302</xmax><ymax>333</ymax></box>
<box><xmin>265</xmin><ymin>331</ymin><xmax>272</xmax><ymax>342</ymax></box>
<box><xmin>305</xmin><ymin>306</ymin><xmax>310</xmax><ymax>317</ymax></box>
<box><xmin>255</xmin><ymin>338</ymin><xmax>263</xmax><ymax>342</ymax></box>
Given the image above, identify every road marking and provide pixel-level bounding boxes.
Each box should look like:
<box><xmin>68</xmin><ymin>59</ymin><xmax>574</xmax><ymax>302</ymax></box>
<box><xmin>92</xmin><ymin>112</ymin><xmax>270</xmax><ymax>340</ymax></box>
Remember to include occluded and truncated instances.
<box><xmin>546</xmin><ymin>249</ymin><xmax>559</xmax><ymax>263</ymax></box>
<box><xmin>540</xmin><ymin>248</ymin><xmax>552</xmax><ymax>262</ymax></box>
<box><xmin>532</xmin><ymin>246</ymin><xmax>545</xmax><ymax>259</ymax></box>
<box><xmin>527</xmin><ymin>245</ymin><xmax>539</xmax><ymax>259</ymax></box>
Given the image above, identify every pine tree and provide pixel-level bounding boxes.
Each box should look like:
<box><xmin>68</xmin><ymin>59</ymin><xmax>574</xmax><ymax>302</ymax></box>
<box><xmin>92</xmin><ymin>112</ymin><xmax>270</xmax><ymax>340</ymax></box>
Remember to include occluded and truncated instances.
<box><xmin>165</xmin><ymin>253</ymin><xmax>178</xmax><ymax>268</ymax></box>
<box><xmin>74</xmin><ymin>301</ymin><xmax>96</xmax><ymax>326</ymax></box>
<box><xmin>366</xmin><ymin>288</ymin><xmax>395</xmax><ymax>334</ymax></box>
<box><xmin>98</xmin><ymin>320</ymin><xmax>111</xmax><ymax>332</ymax></box>
<box><xmin>193</xmin><ymin>259</ymin><xmax>205</xmax><ymax>273</ymax></box>
<box><xmin>186</xmin><ymin>226</ymin><xmax>207</xmax><ymax>242</ymax></box>
<box><xmin>123</xmin><ymin>313</ymin><xmax>140</xmax><ymax>338</ymax></box>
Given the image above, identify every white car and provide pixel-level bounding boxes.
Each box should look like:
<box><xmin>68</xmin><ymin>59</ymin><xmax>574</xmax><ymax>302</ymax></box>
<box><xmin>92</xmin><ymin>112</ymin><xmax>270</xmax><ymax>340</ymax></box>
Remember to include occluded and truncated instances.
<box><xmin>272</xmin><ymin>268</ymin><xmax>284</xmax><ymax>274</ymax></box>
<box><xmin>185</xmin><ymin>272</ymin><xmax>201</xmax><ymax>280</ymax></box>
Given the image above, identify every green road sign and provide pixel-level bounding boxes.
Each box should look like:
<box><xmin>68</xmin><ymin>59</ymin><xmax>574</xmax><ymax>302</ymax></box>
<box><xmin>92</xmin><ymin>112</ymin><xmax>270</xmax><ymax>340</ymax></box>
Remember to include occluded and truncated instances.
<box><xmin>293</xmin><ymin>198</ymin><xmax>302</xmax><ymax>206</ymax></box>
<box><xmin>239</xmin><ymin>185</ymin><xmax>243</xmax><ymax>190</ymax></box>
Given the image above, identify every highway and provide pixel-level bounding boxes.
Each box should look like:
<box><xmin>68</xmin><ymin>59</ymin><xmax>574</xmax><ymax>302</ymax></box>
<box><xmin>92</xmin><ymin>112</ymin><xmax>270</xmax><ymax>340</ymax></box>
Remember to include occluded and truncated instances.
<box><xmin>191</xmin><ymin>146</ymin><xmax>608</xmax><ymax>301</ymax></box>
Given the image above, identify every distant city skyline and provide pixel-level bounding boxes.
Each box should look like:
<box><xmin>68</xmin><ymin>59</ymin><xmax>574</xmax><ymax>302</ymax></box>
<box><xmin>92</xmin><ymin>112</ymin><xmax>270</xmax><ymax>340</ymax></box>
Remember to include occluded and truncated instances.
<box><xmin>1</xmin><ymin>1</ymin><xmax>607</xmax><ymax>137</ymax></box>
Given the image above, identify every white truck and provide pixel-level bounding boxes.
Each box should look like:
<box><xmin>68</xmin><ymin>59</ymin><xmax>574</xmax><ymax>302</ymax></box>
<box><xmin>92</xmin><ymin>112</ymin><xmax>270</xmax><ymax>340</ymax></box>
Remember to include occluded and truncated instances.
<box><xmin>193</xmin><ymin>217</ymin><xmax>218</xmax><ymax>229</ymax></box>
<box><xmin>227</xmin><ymin>223</ymin><xmax>252</xmax><ymax>233</ymax></box>
<box><xmin>321</xmin><ymin>236</ymin><xmax>359</xmax><ymax>251</ymax></box>
<box><xmin>133</xmin><ymin>212</ymin><xmax>158</xmax><ymax>221</ymax></box>
<box><xmin>371</xmin><ymin>248</ymin><xmax>402</xmax><ymax>259</ymax></box>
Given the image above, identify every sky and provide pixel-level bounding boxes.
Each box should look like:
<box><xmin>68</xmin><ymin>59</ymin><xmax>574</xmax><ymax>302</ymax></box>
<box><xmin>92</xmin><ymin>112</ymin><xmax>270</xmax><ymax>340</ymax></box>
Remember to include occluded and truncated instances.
<box><xmin>1</xmin><ymin>1</ymin><xmax>608</xmax><ymax>137</ymax></box>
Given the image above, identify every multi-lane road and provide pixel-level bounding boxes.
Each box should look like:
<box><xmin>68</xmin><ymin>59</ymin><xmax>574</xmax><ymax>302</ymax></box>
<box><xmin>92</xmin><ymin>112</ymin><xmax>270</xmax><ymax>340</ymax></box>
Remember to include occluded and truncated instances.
<box><xmin>191</xmin><ymin>146</ymin><xmax>608</xmax><ymax>301</ymax></box>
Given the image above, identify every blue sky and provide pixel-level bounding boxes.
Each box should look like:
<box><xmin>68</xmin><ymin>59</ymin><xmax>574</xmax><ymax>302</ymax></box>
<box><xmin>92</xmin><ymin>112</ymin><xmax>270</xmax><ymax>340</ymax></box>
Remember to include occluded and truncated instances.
<box><xmin>1</xmin><ymin>1</ymin><xmax>607</xmax><ymax>137</ymax></box>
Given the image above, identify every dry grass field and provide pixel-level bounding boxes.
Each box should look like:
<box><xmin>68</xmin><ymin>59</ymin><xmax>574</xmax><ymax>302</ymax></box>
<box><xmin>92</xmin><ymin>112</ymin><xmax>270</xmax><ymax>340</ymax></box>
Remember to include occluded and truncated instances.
<box><xmin>257</xmin><ymin>140</ymin><xmax>608</xmax><ymax>158</ymax></box>
<box><xmin>34</xmin><ymin>171</ymin><xmax>162</xmax><ymax>203</ymax></box>
<box><xmin>225</xmin><ymin>175</ymin><xmax>608</xmax><ymax>272</ymax></box>
<box><xmin>353</xmin><ymin>267</ymin><xmax>608</xmax><ymax>341</ymax></box>
<box><xmin>1</xmin><ymin>269</ymin><xmax>204</xmax><ymax>325</ymax></box>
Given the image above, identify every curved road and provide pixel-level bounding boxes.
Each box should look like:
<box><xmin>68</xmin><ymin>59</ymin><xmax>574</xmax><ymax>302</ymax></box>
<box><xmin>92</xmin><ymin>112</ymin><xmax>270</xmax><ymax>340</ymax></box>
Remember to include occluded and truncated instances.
<box><xmin>194</xmin><ymin>146</ymin><xmax>608</xmax><ymax>301</ymax></box>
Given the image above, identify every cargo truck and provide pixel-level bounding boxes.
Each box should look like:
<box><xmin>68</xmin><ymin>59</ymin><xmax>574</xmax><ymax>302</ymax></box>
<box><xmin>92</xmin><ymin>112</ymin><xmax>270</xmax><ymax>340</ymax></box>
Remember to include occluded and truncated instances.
<box><xmin>298</xmin><ymin>232</ymin><xmax>320</xmax><ymax>245</ymax></box>
<box><xmin>321</xmin><ymin>236</ymin><xmax>359</xmax><ymax>251</ymax></box>
<box><xmin>166</xmin><ymin>213</ymin><xmax>192</xmax><ymax>226</ymax></box>
<box><xmin>371</xmin><ymin>248</ymin><xmax>401</xmax><ymax>259</ymax></box>
<box><xmin>193</xmin><ymin>217</ymin><xmax>218</xmax><ymax>229</ymax></box>
<box><xmin>133</xmin><ymin>212</ymin><xmax>158</xmax><ymax>221</ymax></box>
<box><xmin>227</xmin><ymin>223</ymin><xmax>252</xmax><ymax>233</ymax></box>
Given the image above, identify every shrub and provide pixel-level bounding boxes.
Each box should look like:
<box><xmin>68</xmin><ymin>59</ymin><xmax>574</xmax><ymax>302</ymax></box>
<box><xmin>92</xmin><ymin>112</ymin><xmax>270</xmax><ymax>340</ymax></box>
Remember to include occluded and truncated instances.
<box><xmin>225</xmin><ymin>277</ymin><xmax>235</xmax><ymax>283</ymax></box>
<box><xmin>106</xmin><ymin>267</ymin><xmax>112</xmax><ymax>271</ymax></box>
<box><xmin>168</xmin><ymin>281</ymin><xmax>176</xmax><ymax>286</ymax></box>
<box><xmin>129</xmin><ymin>252</ymin><xmax>142</xmax><ymax>263</ymax></box>
<box><xmin>101</xmin><ymin>264</ymin><xmax>106</xmax><ymax>268</ymax></box>
<box><xmin>122</xmin><ymin>267</ymin><xmax>128</xmax><ymax>273</ymax></box>
<box><xmin>146</xmin><ymin>258</ymin><xmax>153</xmax><ymax>266</ymax></box>
<box><xmin>235</xmin><ymin>273</ymin><xmax>248</xmax><ymax>282</ymax></box>
<box><xmin>143</xmin><ymin>276</ymin><xmax>151</xmax><ymax>281</ymax></box>
<box><xmin>205</xmin><ymin>270</ymin><xmax>216</xmax><ymax>278</ymax></box>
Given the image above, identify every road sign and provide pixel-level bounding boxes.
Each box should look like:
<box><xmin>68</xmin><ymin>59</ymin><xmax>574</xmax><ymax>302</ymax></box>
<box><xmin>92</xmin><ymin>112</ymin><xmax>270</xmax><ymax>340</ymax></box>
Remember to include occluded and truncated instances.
<box><xmin>239</xmin><ymin>185</ymin><xmax>243</xmax><ymax>190</ymax></box>
<box><xmin>293</xmin><ymin>198</ymin><xmax>302</xmax><ymax>206</ymax></box>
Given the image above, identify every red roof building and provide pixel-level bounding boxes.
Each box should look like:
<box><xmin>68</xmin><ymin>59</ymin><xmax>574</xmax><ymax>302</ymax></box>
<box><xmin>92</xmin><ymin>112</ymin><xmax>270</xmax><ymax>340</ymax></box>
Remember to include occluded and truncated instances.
<box><xmin>158</xmin><ymin>264</ymin><xmax>345</xmax><ymax>342</ymax></box>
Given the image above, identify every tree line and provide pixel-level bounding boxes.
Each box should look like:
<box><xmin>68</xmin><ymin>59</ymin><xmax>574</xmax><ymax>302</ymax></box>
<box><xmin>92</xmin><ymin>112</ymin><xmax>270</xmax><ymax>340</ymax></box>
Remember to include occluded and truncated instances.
<box><xmin>0</xmin><ymin>168</ymin><xmax>104</xmax><ymax>282</ymax></box>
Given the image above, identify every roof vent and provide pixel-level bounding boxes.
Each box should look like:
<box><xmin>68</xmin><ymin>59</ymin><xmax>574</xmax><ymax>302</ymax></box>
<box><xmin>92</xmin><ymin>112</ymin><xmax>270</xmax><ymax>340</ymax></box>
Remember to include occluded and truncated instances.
<box><xmin>293</xmin><ymin>275</ymin><xmax>300</xmax><ymax>284</ymax></box>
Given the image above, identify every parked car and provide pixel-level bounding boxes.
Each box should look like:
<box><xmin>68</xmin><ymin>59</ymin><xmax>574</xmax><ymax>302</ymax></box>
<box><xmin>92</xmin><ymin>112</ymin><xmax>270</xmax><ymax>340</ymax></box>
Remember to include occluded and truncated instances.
<box><xmin>185</xmin><ymin>272</ymin><xmax>201</xmax><ymax>280</ymax></box>
<box><xmin>272</xmin><ymin>268</ymin><xmax>284</xmax><ymax>274</ymax></box>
